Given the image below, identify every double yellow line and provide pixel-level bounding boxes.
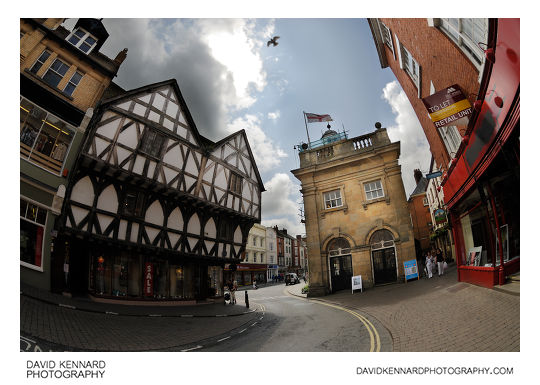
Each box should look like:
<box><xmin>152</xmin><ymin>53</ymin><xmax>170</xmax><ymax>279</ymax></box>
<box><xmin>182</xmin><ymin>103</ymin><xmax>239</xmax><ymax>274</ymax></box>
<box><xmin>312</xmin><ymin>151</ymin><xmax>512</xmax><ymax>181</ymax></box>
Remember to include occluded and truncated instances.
<box><xmin>310</xmin><ymin>299</ymin><xmax>381</xmax><ymax>352</ymax></box>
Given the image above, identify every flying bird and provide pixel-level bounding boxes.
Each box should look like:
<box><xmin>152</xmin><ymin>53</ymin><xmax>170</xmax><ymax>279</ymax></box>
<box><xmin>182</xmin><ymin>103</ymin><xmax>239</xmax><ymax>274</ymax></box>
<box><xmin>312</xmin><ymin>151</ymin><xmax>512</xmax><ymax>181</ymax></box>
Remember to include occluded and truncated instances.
<box><xmin>267</xmin><ymin>36</ymin><xmax>280</xmax><ymax>47</ymax></box>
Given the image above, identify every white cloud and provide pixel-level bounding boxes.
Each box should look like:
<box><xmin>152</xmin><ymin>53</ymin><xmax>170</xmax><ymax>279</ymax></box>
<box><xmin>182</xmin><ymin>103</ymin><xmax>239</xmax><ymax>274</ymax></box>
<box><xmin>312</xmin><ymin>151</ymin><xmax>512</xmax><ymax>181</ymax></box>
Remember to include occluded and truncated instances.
<box><xmin>260</xmin><ymin>173</ymin><xmax>305</xmax><ymax>236</ymax></box>
<box><xmin>381</xmin><ymin>81</ymin><xmax>431</xmax><ymax>197</ymax></box>
<box><xmin>227</xmin><ymin>115</ymin><xmax>287</xmax><ymax>172</ymax></box>
<box><xmin>267</xmin><ymin>111</ymin><xmax>280</xmax><ymax>121</ymax></box>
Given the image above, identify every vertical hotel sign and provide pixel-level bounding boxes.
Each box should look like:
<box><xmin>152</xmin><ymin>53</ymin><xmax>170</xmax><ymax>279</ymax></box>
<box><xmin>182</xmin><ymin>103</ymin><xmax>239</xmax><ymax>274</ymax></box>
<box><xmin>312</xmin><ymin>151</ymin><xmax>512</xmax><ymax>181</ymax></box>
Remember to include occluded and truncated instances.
<box><xmin>422</xmin><ymin>84</ymin><xmax>473</xmax><ymax>128</ymax></box>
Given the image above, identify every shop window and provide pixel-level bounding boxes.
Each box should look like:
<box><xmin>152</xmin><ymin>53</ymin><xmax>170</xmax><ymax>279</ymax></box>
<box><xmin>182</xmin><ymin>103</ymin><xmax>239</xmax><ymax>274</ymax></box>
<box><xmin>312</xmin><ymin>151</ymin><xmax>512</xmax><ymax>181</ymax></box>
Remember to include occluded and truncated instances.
<box><xmin>20</xmin><ymin>97</ymin><xmax>75</xmax><ymax>174</ymax></box>
<box><xmin>364</xmin><ymin>180</ymin><xmax>384</xmax><ymax>200</ymax></box>
<box><xmin>207</xmin><ymin>266</ymin><xmax>223</xmax><ymax>297</ymax></box>
<box><xmin>323</xmin><ymin>189</ymin><xmax>343</xmax><ymax>209</ymax></box>
<box><xmin>20</xmin><ymin>199</ymin><xmax>47</xmax><ymax>270</ymax></box>
<box><xmin>66</xmin><ymin>27</ymin><xmax>98</xmax><ymax>54</ymax></box>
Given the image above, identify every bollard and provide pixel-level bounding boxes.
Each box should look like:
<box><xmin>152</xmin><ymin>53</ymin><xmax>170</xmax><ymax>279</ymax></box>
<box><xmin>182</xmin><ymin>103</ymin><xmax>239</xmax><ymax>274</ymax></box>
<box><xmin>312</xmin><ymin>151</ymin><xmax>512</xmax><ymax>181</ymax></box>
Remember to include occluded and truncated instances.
<box><xmin>245</xmin><ymin>290</ymin><xmax>249</xmax><ymax>308</ymax></box>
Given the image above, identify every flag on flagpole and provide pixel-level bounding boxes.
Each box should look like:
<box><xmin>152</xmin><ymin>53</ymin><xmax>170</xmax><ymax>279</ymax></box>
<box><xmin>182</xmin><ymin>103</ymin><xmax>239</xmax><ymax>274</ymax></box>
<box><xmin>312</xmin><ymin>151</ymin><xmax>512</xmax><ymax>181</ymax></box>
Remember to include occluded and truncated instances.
<box><xmin>304</xmin><ymin>112</ymin><xmax>333</xmax><ymax>123</ymax></box>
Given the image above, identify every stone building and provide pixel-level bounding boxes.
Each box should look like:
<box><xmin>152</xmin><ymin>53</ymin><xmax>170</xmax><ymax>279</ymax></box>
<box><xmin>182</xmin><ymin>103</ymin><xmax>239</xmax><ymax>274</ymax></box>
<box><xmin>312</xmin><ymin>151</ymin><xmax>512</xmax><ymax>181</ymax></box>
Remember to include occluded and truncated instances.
<box><xmin>291</xmin><ymin>124</ymin><xmax>416</xmax><ymax>296</ymax></box>
<box><xmin>407</xmin><ymin>169</ymin><xmax>431</xmax><ymax>257</ymax></box>
<box><xmin>235</xmin><ymin>223</ymin><xmax>267</xmax><ymax>285</ymax></box>
<box><xmin>20</xmin><ymin>18</ymin><xmax>127</xmax><ymax>291</ymax></box>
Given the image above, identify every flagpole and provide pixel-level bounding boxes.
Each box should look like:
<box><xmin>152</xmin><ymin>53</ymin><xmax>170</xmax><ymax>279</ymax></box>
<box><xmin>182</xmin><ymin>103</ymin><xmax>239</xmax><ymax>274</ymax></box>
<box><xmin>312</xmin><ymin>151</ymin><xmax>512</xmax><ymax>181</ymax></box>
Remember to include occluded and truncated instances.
<box><xmin>303</xmin><ymin>111</ymin><xmax>312</xmax><ymax>149</ymax></box>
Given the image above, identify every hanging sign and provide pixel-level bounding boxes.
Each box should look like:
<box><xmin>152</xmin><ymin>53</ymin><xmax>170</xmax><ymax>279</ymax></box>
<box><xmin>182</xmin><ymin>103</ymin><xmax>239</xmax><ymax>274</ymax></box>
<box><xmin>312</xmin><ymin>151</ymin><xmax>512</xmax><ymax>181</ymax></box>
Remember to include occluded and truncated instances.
<box><xmin>351</xmin><ymin>275</ymin><xmax>363</xmax><ymax>293</ymax></box>
<box><xmin>144</xmin><ymin>262</ymin><xmax>153</xmax><ymax>297</ymax></box>
<box><xmin>422</xmin><ymin>84</ymin><xmax>473</xmax><ymax>128</ymax></box>
<box><xmin>404</xmin><ymin>259</ymin><xmax>419</xmax><ymax>281</ymax></box>
<box><xmin>426</xmin><ymin>171</ymin><xmax>443</xmax><ymax>179</ymax></box>
<box><xmin>434</xmin><ymin>208</ymin><xmax>447</xmax><ymax>224</ymax></box>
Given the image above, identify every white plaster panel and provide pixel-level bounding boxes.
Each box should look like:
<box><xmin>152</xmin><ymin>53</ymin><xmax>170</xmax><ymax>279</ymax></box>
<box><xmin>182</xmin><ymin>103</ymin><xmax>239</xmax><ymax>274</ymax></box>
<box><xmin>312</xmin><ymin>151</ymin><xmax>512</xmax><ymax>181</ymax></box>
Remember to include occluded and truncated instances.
<box><xmin>204</xmin><ymin>218</ymin><xmax>216</xmax><ymax>238</ymax></box>
<box><xmin>117</xmin><ymin>124</ymin><xmax>138</xmax><ymax>149</ymax></box>
<box><xmin>167</xmin><ymin>207</ymin><xmax>184</xmax><ymax>231</ymax></box>
<box><xmin>118</xmin><ymin>220</ymin><xmax>128</xmax><ymax>241</ymax></box>
<box><xmin>130</xmin><ymin>223</ymin><xmax>139</xmax><ymax>242</ymax></box>
<box><xmin>185</xmin><ymin>151</ymin><xmax>199</xmax><ymax>175</ymax></box>
<box><xmin>163</xmin><ymin>166</ymin><xmax>177</xmax><ymax>184</ymax></box>
<box><xmin>96</xmin><ymin>119</ymin><xmax>120</xmax><ymax>140</ymax></box>
<box><xmin>234</xmin><ymin>225</ymin><xmax>242</xmax><ymax>243</ymax></box>
<box><xmin>145</xmin><ymin>226</ymin><xmax>160</xmax><ymax>243</ymax></box>
<box><xmin>116</xmin><ymin>101</ymin><xmax>131</xmax><ymax>111</ymax></box>
<box><xmin>71</xmin><ymin>176</ymin><xmax>94</xmax><ymax>206</ymax></box>
<box><xmin>223</xmin><ymin>144</ymin><xmax>235</xmax><ymax>160</ymax></box>
<box><xmin>202</xmin><ymin>162</ymin><xmax>214</xmax><ymax>183</ymax></box>
<box><xmin>163</xmin><ymin>144</ymin><xmax>182</xmax><ymax>167</ymax></box>
<box><xmin>71</xmin><ymin>205</ymin><xmax>89</xmax><ymax>226</ymax></box>
<box><xmin>165</xmin><ymin>100</ymin><xmax>179</xmax><ymax>119</ymax></box>
<box><xmin>96</xmin><ymin>185</ymin><xmax>118</xmax><ymax>213</ymax></box>
<box><xmin>187</xmin><ymin>213</ymin><xmax>200</xmax><ymax>235</ymax></box>
<box><xmin>177</xmin><ymin>125</ymin><xmax>187</xmax><ymax>139</ymax></box>
<box><xmin>116</xmin><ymin>146</ymin><xmax>131</xmax><ymax>165</ymax></box>
<box><xmin>145</xmin><ymin>200</ymin><xmax>164</xmax><ymax>226</ymax></box>
<box><xmin>132</xmin><ymin>155</ymin><xmax>145</xmax><ymax>175</ymax></box>
<box><xmin>204</xmin><ymin>240</ymin><xmax>215</xmax><ymax>254</ymax></box>
<box><xmin>147</xmin><ymin>160</ymin><xmax>156</xmax><ymax>179</ymax></box>
<box><xmin>95</xmin><ymin>137</ymin><xmax>110</xmax><ymax>158</ymax></box>
<box><xmin>148</xmin><ymin>110</ymin><xmax>160</xmax><ymax>123</ymax></box>
<box><xmin>187</xmin><ymin>236</ymin><xmax>198</xmax><ymax>251</ymax></box>
<box><xmin>184</xmin><ymin>175</ymin><xmax>197</xmax><ymax>191</ymax></box>
<box><xmin>152</xmin><ymin>93</ymin><xmax>166</xmax><ymax>111</ymax></box>
<box><xmin>138</xmin><ymin>94</ymin><xmax>151</xmax><ymax>104</ymax></box>
<box><xmin>214</xmin><ymin>166</ymin><xmax>227</xmax><ymax>190</ymax></box>
<box><xmin>163</xmin><ymin>117</ymin><xmax>174</xmax><ymax>132</ymax></box>
<box><xmin>168</xmin><ymin>232</ymin><xmax>180</xmax><ymax>249</ymax></box>
<box><xmin>133</xmin><ymin>102</ymin><xmax>147</xmax><ymax>117</ymax></box>
<box><xmin>96</xmin><ymin>213</ymin><xmax>114</xmax><ymax>234</ymax></box>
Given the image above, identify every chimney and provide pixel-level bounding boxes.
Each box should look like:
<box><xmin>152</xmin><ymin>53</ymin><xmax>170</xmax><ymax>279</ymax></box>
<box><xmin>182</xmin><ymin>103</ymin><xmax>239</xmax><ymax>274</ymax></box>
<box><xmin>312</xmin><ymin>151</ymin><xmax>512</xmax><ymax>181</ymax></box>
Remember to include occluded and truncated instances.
<box><xmin>414</xmin><ymin>169</ymin><xmax>423</xmax><ymax>184</ymax></box>
<box><xmin>114</xmin><ymin>48</ymin><xmax>128</xmax><ymax>65</ymax></box>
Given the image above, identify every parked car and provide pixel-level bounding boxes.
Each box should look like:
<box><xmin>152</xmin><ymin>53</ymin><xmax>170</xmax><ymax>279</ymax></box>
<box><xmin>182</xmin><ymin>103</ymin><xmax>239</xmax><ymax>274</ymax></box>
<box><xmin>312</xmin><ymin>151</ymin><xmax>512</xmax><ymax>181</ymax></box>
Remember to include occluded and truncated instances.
<box><xmin>285</xmin><ymin>273</ymin><xmax>300</xmax><ymax>285</ymax></box>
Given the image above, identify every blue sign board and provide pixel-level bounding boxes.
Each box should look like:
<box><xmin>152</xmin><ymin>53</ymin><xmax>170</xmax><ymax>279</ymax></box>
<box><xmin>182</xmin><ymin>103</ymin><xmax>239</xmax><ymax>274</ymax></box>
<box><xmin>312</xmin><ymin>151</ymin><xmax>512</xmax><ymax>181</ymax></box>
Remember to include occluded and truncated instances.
<box><xmin>426</xmin><ymin>171</ymin><xmax>443</xmax><ymax>179</ymax></box>
<box><xmin>404</xmin><ymin>259</ymin><xmax>419</xmax><ymax>281</ymax></box>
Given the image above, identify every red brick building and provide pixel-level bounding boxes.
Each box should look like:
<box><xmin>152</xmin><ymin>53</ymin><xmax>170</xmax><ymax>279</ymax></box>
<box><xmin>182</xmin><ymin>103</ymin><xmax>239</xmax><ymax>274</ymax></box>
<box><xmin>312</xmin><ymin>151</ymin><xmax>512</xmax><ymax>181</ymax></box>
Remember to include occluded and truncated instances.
<box><xmin>408</xmin><ymin>169</ymin><xmax>432</xmax><ymax>256</ymax></box>
<box><xmin>369</xmin><ymin>18</ymin><xmax>519</xmax><ymax>287</ymax></box>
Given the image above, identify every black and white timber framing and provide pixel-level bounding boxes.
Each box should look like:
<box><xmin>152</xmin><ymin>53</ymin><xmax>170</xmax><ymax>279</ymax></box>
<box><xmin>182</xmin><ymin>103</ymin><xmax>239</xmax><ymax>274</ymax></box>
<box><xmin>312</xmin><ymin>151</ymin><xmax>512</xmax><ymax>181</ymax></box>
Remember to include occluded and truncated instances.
<box><xmin>57</xmin><ymin>79</ymin><xmax>265</xmax><ymax>298</ymax></box>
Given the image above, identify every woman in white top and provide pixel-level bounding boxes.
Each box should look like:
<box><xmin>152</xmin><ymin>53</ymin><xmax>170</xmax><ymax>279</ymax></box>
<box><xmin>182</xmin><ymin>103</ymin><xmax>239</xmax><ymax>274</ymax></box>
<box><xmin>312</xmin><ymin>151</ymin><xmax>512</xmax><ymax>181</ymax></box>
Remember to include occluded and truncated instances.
<box><xmin>425</xmin><ymin>252</ymin><xmax>434</xmax><ymax>279</ymax></box>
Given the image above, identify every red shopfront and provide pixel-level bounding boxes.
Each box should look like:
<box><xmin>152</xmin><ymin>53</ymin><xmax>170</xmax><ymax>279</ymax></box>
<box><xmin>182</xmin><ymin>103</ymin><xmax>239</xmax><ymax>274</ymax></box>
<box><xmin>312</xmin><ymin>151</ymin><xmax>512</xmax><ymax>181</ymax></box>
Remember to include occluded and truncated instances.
<box><xmin>441</xmin><ymin>19</ymin><xmax>520</xmax><ymax>288</ymax></box>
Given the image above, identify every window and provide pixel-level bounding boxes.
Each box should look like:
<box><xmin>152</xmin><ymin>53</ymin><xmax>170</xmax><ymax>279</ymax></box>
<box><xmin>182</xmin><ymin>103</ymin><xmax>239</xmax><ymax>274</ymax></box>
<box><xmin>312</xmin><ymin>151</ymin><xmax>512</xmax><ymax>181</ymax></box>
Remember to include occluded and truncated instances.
<box><xmin>378</xmin><ymin>21</ymin><xmax>395</xmax><ymax>56</ymax></box>
<box><xmin>323</xmin><ymin>189</ymin><xmax>343</xmax><ymax>209</ymax></box>
<box><xmin>423</xmin><ymin>197</ymin><xmax>429</xmax><ymax>206</ymax></box>
<box><xmin>437</xmin><ymin>18</ymin><xmax>488</xmax><ymax>68</ymax></box>
<box><xmin>253</xmin><ymin>236</ymin><xmax>257</xmax><ymax>246</ymax></box>
<box><xmin>20</xmin><ymin>97</ymin><xmax>75</xmax><ymax>174</ymax></box>
<box><xmin>229</xmin><ymin>172</ymin><xmax>243</xmax><ymax>195</ymax></box>
<box><xmin>43</xmin><ymin>58</ymin><xmax>71</xmax><ymax>89</ymax></box>
<box><xmin>30</xmin><ymin>50</ymin><xmax>51</xmax><ymax>75</ymax></box>
<box><xmin>399</xmin><ymin>43</ymin><xmax>420</xmax><ymax>86</ymax></box>
<box><xmin>20</xmin><ymin>198</ymin><xmax>47</xmax><ymax>270</ymax></box>
<box><xmin>122</xmin><ymin>190</ymin><xmax>145</xmax><ymax>217</ymax></box>
<box><xmin>140</xmin><ymin>129</ymin><xmax>165</xmax><ymax>158</ymax></box>
<box><xmin>63</xmin><ymin>71</ymin><xmax>83</xmax><ymax>97</ymax></box>
<box><xmin>67</xmin><ymin>28</ymin><xmax>98</xmax><ymax>54</ymax></box>
<box><xmin>364</xmin><ymin>180</ymin><xmax>384</xmax><ymax>200</ymax></box>
<box><xmin>438</xmin><ymin>125</ymin><xmax>462</xmax><ymax>158</ymax></box>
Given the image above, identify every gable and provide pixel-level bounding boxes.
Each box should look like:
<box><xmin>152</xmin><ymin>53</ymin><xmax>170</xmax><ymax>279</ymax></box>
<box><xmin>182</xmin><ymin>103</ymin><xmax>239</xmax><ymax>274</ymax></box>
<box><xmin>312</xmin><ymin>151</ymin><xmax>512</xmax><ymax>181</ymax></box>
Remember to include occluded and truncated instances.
<box><xmin>211</xmin><ymin>132</ymin><xmax>257</xmax><ymax>182</ymax></box>
<box><xmin>113</xmin><ymin>85</ymin><xmax>199</xmax><ymax>146</ymax></box>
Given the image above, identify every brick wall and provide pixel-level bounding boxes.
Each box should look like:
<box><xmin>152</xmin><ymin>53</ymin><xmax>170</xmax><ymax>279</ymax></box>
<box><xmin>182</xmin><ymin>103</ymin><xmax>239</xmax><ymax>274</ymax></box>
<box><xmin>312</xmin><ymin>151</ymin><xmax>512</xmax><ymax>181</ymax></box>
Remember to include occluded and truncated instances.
<box><xmin>378</xmin><ymin>18</ymin><xmax>481</xmax><ymax>172</ymax></box>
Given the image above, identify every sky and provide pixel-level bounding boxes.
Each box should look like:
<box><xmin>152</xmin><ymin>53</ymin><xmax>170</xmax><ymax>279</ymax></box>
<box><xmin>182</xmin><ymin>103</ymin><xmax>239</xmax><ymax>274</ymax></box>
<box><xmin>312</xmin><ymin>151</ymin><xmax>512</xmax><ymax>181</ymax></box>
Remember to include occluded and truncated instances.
<box><xmin>61</xmin><ymin>17</ymin><xmax>431</xmax><ymax>237</ymax></box>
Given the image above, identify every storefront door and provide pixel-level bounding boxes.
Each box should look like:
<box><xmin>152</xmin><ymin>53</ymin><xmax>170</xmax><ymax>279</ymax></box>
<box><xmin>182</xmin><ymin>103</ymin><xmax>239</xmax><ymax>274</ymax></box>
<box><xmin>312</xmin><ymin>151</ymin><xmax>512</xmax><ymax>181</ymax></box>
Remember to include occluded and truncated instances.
<box><xmin>330</xmin><ymin>255</ymin><xmax>352</xmax><ymax>292</ymax></box>
<box><xmin>371</xmin><ymin>247</ymin><xmax>397</xmax><ymax>284</ymax></box>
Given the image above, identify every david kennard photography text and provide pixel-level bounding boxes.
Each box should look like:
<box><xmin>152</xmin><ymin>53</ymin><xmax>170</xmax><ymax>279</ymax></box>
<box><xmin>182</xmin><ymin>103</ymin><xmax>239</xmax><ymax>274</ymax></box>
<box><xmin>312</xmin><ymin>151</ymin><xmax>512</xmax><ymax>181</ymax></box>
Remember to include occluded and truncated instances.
<box><xmin>27</xmin><ymin>360</ymin><xmax>106</xmax><ymax>379</ymax></box>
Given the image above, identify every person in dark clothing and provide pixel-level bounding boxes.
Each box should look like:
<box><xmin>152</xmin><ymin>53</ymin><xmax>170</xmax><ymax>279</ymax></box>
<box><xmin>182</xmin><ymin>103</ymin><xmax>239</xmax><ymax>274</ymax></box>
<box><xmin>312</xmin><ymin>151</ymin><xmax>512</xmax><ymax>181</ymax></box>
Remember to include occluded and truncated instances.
<box><xmin>436</xmin><ymin>248</ymin><xmax>445</xmax><ymax>276</ymax></box>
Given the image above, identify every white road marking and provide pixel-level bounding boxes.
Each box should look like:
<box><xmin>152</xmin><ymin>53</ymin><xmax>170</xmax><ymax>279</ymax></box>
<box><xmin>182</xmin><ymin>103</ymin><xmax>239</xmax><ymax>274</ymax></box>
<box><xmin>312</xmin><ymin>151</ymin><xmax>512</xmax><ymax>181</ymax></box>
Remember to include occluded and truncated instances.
<box><xmin>217</xmin><ymin>336</ymin><xmax>231</xmax><ymax>342</ymax></box>
<box><xmin>181</xmin><ymin>345</ymin><xmax>203</xmax><ymax>352</ymax></box>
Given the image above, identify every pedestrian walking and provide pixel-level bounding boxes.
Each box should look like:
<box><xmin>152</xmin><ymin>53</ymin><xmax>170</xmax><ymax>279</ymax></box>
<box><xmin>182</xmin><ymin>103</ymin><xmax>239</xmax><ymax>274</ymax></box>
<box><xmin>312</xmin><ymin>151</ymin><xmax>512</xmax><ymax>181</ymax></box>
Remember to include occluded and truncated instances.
<box><xmin>425</xmin><ymin>252</ymin><xmax>433</xmax><ymax>279</ymax></box>
<box><xmin>231</xmin><ymin>281</ymin><xmax>237</xmax><ymax>304</ymax></box>
<box><xmin>253</xmin><ymin>278</ymin><xmax>258</xmax><ymax>290</ymax></box>
<box><xmin>436</xmin><ymin>248</ymin><xmax>445</xmax><ymax>276</ymax></box>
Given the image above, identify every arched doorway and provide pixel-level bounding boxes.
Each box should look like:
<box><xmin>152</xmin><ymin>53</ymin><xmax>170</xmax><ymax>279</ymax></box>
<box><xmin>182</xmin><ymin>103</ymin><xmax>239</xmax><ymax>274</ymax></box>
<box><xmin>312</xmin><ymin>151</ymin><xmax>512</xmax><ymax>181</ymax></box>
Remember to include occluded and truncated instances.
<box><xmin>370</xmin><ymin>229</ymin><xmax>397</xmax><ymax>285</ymax></box>
<box><xmin>328</xmin><ymin>237</ymin><xmax>353</xmax><ymax>292</ymax></box>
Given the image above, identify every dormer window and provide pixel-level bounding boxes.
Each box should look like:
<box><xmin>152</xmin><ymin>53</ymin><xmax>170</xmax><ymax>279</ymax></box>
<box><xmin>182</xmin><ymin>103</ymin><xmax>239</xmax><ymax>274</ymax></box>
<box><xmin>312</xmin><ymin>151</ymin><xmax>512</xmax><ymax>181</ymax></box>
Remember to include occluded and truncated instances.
<box><xmin>67</xmin><ymin>28</ymin><xmax>97</xmax><ymax>54</ymax></box>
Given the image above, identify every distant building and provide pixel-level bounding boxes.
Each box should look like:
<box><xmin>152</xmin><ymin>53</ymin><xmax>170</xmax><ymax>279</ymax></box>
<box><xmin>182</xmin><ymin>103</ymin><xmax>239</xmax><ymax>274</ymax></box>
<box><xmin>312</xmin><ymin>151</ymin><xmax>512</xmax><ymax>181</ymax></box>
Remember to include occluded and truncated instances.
<box><xmin>20</xmin><ymin>18</ymin><xmax>127</xmax><ymax>291</ymax></box>
<box><xmin>407</xmin><ymin>169</ymin><xmax>431</xmax><ymax>257</ymax></box>
<box><xmin>292</xmin><ymin>124</ymin><xmax>416</xmax><ymax>296</ymax></box>
<box><xmin>237</xmin><ymin>223</ymin><xmax>267</xmax><ymax>285</ymax></box>
<box><xmin>266</xmin><ymin>227</ymin><xmax>278</xmax><ymax>281</ymax></box>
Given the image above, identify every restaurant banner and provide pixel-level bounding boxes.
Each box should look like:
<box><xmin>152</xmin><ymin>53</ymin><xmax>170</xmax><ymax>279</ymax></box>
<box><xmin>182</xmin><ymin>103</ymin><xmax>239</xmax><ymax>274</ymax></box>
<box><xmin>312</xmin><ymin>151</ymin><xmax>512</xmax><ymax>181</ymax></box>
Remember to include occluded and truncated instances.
<box><xmin>422</xmin><ymin>84</ymin><xmax>473</xmax><ymax>128</ymax></box>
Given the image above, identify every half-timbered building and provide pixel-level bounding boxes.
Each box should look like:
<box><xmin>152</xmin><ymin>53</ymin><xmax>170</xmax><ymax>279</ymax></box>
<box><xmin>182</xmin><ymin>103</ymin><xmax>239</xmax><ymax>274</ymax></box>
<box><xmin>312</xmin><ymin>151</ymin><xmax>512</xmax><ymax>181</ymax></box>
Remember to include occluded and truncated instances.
<box><xmin>56</xmin><ymin>79</ymin><xmax>264</xmax><ymax>301</ymax></box>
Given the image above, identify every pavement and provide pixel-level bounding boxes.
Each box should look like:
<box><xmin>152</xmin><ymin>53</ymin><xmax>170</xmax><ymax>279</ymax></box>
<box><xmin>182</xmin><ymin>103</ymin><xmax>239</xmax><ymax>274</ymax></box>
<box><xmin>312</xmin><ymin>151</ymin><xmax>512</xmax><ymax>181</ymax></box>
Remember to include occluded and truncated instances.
<box><xmin>20</xmin><ymin>264</ymin><xmax>519</xmax><ymax>351</ymax></box>
<box><xmin>20</xmin><ymin>283</ymin><xmax>262</xmax><ymax>351</ymax></box>
<box><xmin>285</xmin><ymin>263</ymin><xmax>520</xmax><ymax>352</ymax></box>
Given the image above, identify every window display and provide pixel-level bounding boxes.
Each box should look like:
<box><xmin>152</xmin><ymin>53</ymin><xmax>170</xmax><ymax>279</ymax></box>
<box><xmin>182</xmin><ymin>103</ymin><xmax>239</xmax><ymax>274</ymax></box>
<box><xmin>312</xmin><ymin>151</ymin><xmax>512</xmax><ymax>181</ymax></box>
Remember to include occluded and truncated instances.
<box><xmin>20</xmin><ymin>199</ymin><xmax>47</xmax><ymax>270</ymax></box>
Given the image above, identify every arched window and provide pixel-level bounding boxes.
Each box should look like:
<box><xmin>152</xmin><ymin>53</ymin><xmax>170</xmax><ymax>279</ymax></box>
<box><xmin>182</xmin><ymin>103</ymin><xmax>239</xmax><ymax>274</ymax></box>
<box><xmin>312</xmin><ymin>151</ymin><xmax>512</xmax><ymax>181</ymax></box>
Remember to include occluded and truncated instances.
<box><xmin>370</xmin><ymin>229</ymin><xmax>394</xmax><ymax>250</ymax></box>
<box><xmin>327</xmin><ymin>237</ymin><xmax>351</xmax><ymax>256</ymax></box>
